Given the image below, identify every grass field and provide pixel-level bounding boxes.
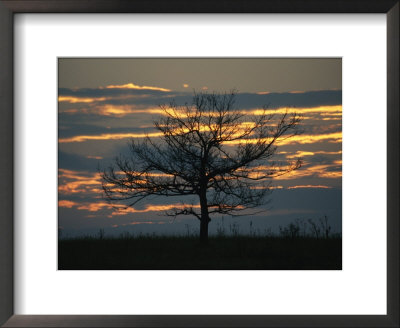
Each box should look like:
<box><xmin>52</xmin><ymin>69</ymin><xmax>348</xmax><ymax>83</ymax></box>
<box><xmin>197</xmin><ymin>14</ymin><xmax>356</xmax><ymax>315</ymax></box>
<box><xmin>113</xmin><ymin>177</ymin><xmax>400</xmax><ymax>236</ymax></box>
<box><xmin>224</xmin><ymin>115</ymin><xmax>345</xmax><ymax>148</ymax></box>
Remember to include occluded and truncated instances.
<box><xmin>58</xmin><ymin>235</ymin><xmax>342</xmax><ymax>270</ymax></box>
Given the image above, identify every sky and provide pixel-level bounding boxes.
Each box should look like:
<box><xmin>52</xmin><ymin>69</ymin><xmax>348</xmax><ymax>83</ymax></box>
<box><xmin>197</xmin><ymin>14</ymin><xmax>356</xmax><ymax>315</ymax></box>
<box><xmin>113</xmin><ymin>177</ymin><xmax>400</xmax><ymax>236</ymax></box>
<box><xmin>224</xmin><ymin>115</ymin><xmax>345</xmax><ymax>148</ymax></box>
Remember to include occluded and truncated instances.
<box><xmin>58</xmin><ymin>58</ymin><xmax>342</xmax><ymax>238</ymax></box>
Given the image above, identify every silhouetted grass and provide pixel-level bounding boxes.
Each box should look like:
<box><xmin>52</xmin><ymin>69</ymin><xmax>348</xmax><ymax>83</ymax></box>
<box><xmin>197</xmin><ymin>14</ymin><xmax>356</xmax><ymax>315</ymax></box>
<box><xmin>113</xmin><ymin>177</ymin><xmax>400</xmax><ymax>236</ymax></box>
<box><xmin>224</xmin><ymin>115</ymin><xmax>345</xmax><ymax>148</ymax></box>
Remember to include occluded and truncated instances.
<box><xmin>58</xmin><ymin>235</ymin><xmax>341</xmax><ymax>270</ymax></box>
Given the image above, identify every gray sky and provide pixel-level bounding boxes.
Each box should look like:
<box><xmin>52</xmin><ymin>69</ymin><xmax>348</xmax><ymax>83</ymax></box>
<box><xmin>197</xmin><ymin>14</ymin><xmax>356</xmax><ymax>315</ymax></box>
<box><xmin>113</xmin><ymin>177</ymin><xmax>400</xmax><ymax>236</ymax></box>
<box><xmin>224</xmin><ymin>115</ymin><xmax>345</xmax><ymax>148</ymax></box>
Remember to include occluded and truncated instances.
<box><xmin>59</xmin><ymin>58</ymin><xmax>341</xmax><ymax>93</ymax></box>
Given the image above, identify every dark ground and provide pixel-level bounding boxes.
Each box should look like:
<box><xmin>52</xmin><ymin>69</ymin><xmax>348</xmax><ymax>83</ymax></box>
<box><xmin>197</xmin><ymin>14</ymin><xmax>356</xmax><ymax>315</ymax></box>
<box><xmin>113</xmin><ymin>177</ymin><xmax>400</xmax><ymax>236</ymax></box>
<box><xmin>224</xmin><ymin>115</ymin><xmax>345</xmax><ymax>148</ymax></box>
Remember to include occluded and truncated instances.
<box><xmin>58</xmin><ymin>235</ymin><xmax>342</xmax><ymax>270</ymax></box>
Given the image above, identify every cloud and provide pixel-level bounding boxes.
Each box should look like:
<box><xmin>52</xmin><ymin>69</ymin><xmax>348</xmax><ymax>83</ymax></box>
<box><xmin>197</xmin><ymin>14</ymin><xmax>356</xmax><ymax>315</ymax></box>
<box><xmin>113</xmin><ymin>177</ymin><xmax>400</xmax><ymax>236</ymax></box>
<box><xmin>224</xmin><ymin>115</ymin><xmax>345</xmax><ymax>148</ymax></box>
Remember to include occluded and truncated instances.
<box><xmin>58</xmin><ymin>197</ymin><xmax>201</xmax><ymax>217</ymax></box>
<box><xmin>58</xmin><ymin>96</ymin><xmax>108</xmax><ymax>103</ymax></box>
<box><xmin>108</xmin><ymin>203</ymin><xmax>201</xmax><ymax>217</ymax></box>
<box><xmin>223</xmin><ymin>132</ymin><xmax>342</xmax><ymax>147</ymax></box>
<box><xmin>59</xmin><ymin>130</ymin><xmax>342</xmax><ymax>145</ymax></box>
<box><xmin>248</xmin><ymin>161</ymin><xmax>341</xmax><ymax>182</ymax></box>
<box><xmin>58</xmin><ymin>87</ymin><xmax>342</xmax><ymax>113</ymax></box>
<box><xmin>59</xmin><ymin>131</ymin><xmax>163</xmax><ymax>143</ymax></box>
<box><xmin>58</xmin><ymin>200</ymin><xmax>77</xmax><ymax>208</ymax></box>
<box><xmin>255</xmin><ymin>105</ymin><xmax>341</xmax><ymax>115</ymax></box>
<box><xmin>103</xmin><ymin>83</ymin><xmax>171</xmax><ymax>92</ymax></box>
<box><xmin>278</xmin><ymin>132</ymin><xmax>342</xmax><ymax>145</ymax></box>
<box><xmin>58</xmin><ymin>169</ymin><xmax>101</xmax><ymax>195</ymax></box>
<box><xmin>58</xmin><ymin>86</ymin><xmax>180</xmax><ymax>105</ymax></box>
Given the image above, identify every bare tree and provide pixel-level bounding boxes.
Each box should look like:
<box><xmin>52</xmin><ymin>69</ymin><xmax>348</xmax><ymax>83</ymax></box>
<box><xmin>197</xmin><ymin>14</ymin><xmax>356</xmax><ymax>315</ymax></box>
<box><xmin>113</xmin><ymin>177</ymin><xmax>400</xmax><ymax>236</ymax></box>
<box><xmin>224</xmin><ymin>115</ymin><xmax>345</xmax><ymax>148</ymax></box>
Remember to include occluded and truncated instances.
<box><xmin>101</xmin><ymin>91</ymin><xmax>301</xmax><ymax>242</ymax></box>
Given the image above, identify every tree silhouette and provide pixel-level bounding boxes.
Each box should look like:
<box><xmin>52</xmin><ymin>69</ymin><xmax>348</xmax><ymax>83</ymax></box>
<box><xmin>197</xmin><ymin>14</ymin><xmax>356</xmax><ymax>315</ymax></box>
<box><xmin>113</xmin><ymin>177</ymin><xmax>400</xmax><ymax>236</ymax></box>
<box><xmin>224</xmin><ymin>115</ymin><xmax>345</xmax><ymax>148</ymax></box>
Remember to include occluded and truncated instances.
<box><xmin>101</xmin><ymin>91</ymin><xmax>301</xmax><ymax>241</ymax></box>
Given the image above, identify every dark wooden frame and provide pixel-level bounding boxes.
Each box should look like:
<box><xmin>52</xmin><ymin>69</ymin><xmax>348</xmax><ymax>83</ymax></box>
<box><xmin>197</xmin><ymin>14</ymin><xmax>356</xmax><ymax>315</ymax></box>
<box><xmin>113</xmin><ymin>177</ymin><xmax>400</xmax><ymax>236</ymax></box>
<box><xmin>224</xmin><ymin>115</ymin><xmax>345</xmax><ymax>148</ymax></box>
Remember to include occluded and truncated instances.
<box><xmin>0</xmin><ymin>1</ymin><xmax>398</xmax><ymax>327</ymax></box>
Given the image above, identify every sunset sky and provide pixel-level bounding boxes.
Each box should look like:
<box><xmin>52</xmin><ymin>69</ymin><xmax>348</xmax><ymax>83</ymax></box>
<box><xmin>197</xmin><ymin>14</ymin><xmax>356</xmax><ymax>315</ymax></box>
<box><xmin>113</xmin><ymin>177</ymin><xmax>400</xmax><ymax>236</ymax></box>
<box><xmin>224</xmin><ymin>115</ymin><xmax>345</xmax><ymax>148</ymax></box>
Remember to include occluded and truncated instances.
<box><xmin>58</xmin><ymin>58</ymin><xmax>342</xmax><ymax>237</ymax></box>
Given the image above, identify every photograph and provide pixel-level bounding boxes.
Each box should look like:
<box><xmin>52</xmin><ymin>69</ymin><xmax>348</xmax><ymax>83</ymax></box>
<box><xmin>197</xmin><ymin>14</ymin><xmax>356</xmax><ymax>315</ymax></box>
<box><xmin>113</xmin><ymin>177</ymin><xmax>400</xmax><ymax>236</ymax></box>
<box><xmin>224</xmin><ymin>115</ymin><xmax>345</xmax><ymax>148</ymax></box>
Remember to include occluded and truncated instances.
<box><xmin>58</xmin><ymin>58</ymin><xmax>342</xmax><ymax>270</ymax></box>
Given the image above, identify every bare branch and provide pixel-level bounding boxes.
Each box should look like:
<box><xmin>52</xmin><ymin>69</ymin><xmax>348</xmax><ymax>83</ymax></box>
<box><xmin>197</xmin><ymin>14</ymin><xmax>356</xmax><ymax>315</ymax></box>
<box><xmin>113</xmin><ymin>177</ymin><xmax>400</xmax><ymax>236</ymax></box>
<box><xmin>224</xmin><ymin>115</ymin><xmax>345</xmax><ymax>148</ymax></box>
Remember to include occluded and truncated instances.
<box><xmin>100</xmin><ymin>91</ymin><xmax>302</xmax><ymax>228</ymax></box>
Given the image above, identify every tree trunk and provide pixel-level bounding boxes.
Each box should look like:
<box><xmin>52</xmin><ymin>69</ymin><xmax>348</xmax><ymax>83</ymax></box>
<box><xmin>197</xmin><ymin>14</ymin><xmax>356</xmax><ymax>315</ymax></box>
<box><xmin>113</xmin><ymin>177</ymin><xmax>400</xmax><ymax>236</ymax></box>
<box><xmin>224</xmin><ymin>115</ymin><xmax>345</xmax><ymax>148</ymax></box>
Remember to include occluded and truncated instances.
<box><xmin>200</xmin><ymin>218</ymin><xmax>209</xmax><ymax>242</ymax></box>
<box><xmin>199</xmin><ymin>187</ymin><xmax>210</xmax><ymax>243</ymax></box>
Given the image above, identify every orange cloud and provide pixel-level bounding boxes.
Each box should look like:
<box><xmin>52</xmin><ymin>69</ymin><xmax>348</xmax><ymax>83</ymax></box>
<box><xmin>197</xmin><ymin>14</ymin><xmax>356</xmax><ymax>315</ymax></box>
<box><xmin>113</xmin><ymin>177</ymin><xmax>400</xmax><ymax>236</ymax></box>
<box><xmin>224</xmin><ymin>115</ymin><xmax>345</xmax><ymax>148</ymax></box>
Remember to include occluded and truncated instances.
<box><xmin>58</xmin><ymin>200</ymin><xmax>78</xmax><ymax>208</ymax></box>
<box><xmin>58</xmin><ymin>169</ymin><xmax>176</xmax><ymax>197</ymax></box>
<box><xmin>77</xmin><ymin>202</ymin><xmax>114</xmax><ymax>212</ymax></box>
<box><xmin>58</xmin><ymin>169</ymin><xmax>101</xmax><ymax>195</ymax></box>
<box><xmin>320</xmin><ymin>112</ymin><xmax>342</xmax><ymax>116</ymax></box>
<box><xmin>250</xmin><ymin>162</ymin><xmax>341</xmax><ymax>181</ymax></box>
<box><xmin>277</xmin><ymin>132</ymin><xmax>342</xmax><ymax>145</ymax></box>
<box><xmin>110</xmin><ymin>203</ymin><xmax>201</xmax><ymax>216</ymax></box>
<box><xmin>224</xmin><ymin>132</ymin><xmax>342</xmax><ymax>146</ymax></box>
<box><xmin>104</xmin><ymin>83</ymin><xmax>171</xmax><ymax>92</ymax></box>
<box><xmin>273</xmin><ymin>163</ymin><xmax>342</xmax><ymax>180</ymax></box>
<box><xmin>59</xmin><ymin>131</ymin><xmax>163</xmax><ymax>143</ymax></box>
<box><xmin>285</xmin><ymin>151</ymin><xmax>315</xmax><ymax>158</ymax></box>
<box><xmin>160</xmin><ymin>104</ymin><xmax>341</xmax><ymax>119</ymax></box>
<box><xmin>59</xmin><ymin>198</ymin><xmax>204</xmax><ymax>217</ymax></box>
<box><xmin>318</xmin><ymin>171</ymin><xmax>342</xmax><ymax>178</ymax></box>
<box><xmin>248</xmin><ymin>105</ymin><xmax>342</xmax><ymax>116</ymax></box>
<box><xmin>95</xmin><ymin>105</ymin><xmax>165</xmax><ymax>117</ymax></box>
<box><xmin>284</xmin><ymin>150</ymin><xmax>342</xmax><ymax>159</ymax></box>
<box><xmin>58</xmin><ymin>121</ymin><xmax>259</xmax><ymax>143</ymax></box>
<box><xmin>58</xmin><ymin>96</ymin><xmax>107</xmax><ymax>103</ymax></box>
<box><xmin>61</xmin><ymin>104</ymin><xmax>164</xmax><ymax>117</ymax></box>
<box><xmin>322</xmin><ymin>117</ymin><xmax>341</xmax><ymax>121</ymax></box>
<box><xmin>60</xmin><ymin>94</ymin><xmax>158</xmax><ymax>107</ymax></box>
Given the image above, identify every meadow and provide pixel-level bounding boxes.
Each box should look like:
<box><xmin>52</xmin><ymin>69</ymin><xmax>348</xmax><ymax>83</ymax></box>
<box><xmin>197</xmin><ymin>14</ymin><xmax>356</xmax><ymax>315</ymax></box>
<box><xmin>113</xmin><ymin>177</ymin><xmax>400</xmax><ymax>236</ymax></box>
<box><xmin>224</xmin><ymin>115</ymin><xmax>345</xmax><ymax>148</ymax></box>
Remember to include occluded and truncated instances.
<box><xmin>58</xmin><ymin>232</ymin><xmax>342</xmax><ymax>270</ymax></box>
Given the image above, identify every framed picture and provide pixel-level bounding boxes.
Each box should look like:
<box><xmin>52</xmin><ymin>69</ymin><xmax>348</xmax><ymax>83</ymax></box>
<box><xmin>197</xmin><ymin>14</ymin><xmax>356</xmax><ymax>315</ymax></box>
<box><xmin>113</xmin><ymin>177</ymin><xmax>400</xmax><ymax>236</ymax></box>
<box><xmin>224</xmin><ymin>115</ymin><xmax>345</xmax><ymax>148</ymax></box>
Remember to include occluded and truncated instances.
<box><xmin>57</xmin><ymin>57</ymin><xmax>343</xmax><ymax>270</ymax></box>
<box><xmin>0</xmin><ymin>1</ymin><xmax>398</xmax><ymax>327</ymax></box>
